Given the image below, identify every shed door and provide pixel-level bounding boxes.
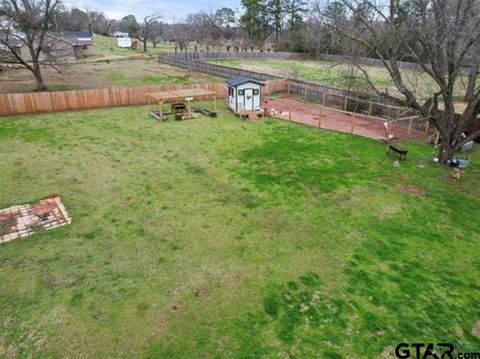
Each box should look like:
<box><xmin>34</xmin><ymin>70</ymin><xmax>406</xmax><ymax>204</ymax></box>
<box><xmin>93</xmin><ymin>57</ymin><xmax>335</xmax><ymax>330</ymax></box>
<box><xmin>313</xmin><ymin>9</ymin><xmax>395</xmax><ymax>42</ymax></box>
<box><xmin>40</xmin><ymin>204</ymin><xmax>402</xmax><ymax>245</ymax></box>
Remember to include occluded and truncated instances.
<box><xmin>244</xmin><ymin>89</ymin><xmax>254</xmax><ymax>110</ymax></box>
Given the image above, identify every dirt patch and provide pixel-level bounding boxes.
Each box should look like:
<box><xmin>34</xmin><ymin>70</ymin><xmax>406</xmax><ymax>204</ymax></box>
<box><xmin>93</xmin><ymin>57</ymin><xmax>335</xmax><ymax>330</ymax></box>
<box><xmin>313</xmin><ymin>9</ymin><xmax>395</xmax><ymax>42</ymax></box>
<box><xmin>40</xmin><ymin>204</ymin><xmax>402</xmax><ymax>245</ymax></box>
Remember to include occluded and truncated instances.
<box><xmin>263</xmin><ymin>97</ymin><xmax>422</xmax><ymax>140</ymax></box>
<box><xmin>379</xmin><ymin>346</ymin><xmax>396</xmax><ymax>358</ymax></box>
<box><xmin>396</xmin><ymin>183</ymin><xmax>426</xmax><ymax>196</ymax></box>
<box><xmin>455</xmin><ymin>325</ymin><xmax>465</xmax><ymax>338</ymax></box>
<box><xmin>171</xmin><ymin>304</ymin><xmax>183</xmax><ymax>313</ymax></box>
<box><xmin>472</xmin><ymin>320</ymin><xmax>480</xmax><ymax>339</ymax></box>
<box><xmin>194</xmin><ymin>287</ymin><xmax>205</xmax><ymax>297</ymax></box>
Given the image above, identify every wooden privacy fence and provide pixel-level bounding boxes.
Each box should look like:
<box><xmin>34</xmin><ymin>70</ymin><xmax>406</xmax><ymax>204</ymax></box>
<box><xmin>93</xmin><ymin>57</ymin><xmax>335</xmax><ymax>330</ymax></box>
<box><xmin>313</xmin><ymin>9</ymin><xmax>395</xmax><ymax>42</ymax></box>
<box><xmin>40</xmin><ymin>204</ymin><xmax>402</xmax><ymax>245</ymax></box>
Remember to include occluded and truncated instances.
<box><xmin>0</xmin><ymin>80</ymin><xmax>287</xmax><ymax>116</ymax></box>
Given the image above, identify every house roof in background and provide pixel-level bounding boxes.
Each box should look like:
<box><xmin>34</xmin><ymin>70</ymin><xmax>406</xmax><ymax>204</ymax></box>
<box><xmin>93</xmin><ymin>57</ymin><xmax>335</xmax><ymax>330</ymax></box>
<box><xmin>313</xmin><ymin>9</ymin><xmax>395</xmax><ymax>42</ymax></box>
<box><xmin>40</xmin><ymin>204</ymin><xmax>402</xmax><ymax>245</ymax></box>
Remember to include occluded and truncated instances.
<box><xmin>59</xmin><ymin>31</ymin><xmax>92</xmax><ymax>39</ymax></box>
<box><xmin>0</xmin><ymin>30</ymin><xmax>24</xmax><ymax>47</ymax></box>
<box><xmin>48</xmin><ymin>31</ymin><xmax>93</xmax><ymax>46</ymax></box>
<box><xmin>0</xmin><ymin>30</ymin><xmax>93</xmax><ymax>48</ymax></box>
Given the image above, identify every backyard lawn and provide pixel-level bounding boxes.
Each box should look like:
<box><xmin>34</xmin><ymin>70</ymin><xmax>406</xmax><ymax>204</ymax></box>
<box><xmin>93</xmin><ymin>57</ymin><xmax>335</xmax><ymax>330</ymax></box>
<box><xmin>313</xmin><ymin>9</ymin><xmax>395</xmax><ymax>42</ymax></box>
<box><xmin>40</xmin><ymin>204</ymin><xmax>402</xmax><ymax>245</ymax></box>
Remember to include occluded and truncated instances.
<box><xmin>0</xmin><ymin>104</ymin><xmax>479</xmax><ymax>358</ymax></box>
<box><xmin>92</xmin><ymin>35</ymin><xmax>177</xmax><ymax>57</ymax></box>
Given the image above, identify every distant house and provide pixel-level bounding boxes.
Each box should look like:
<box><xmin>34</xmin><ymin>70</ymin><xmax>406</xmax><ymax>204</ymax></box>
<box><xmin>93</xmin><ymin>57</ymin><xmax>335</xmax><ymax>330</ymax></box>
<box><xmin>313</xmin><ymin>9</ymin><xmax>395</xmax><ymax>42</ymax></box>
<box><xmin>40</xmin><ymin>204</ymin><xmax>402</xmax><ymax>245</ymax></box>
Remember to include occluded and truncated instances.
<box><xmin>113</xmin><ymin>31</ymin><xmax>129</xmax><ymax>38</ymax></box>
<box><xmin>0</xmin><ymin>30</ymin><xmax>94</xmax><ymax>61</ymax></box>
<box><xmin>226</xmin><ymin>77</ymin><xmax>264</xmax><ymax>113</ymax></box>
<box><xmin>0</xmin><ymin>30</ymin><xmax>23</xmax><ymax>51</ymax></box>
<box><xmin>48</xmin><ymin>31</ymin><xmax>95</xmax><ymax>59</ymax></box>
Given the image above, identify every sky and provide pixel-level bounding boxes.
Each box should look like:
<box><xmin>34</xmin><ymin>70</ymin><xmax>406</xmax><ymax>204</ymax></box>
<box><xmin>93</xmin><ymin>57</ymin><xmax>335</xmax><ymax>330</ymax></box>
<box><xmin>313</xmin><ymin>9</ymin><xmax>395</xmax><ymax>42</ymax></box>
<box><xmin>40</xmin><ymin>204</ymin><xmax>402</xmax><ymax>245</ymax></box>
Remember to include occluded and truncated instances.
<box><xmin>64</xmin><ymin>0</ymin><xmax>242</xmax><ymax>22</ymax></box>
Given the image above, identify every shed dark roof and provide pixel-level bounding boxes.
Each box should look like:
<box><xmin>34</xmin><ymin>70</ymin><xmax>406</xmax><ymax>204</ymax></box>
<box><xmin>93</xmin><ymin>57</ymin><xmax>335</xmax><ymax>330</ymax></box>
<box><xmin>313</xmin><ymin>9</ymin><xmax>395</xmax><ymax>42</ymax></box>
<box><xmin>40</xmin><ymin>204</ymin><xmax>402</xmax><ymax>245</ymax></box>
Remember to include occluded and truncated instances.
<box><xmin>47</xmin><ymin>31</ymin><xmax>93</xmax><ymax>46</ymax></box>
<box><xmin>226</xmin><ymin>76</ymin><xmax>264</xmax><ymax>87</ymax></box>
<box><xmin>0</xmin><ymin>30</ymin><xmax>92</xmax><ymax>48</ymax></box>
<box><xmin>59</xmin><ymin>31</ymin><xmax>92</xmax><ymax>39</ymax></box>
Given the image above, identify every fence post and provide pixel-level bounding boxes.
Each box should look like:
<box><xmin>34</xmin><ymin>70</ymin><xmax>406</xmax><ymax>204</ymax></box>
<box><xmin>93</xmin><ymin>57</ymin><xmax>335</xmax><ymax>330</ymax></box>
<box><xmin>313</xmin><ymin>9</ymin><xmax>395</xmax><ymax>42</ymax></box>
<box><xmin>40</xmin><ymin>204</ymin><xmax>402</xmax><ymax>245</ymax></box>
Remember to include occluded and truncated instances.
<box><xmin>424</xmin><ymin>120</ymin><xmax>430</xmax><ymax>135</ymax></box>
<box><xmin>48</xmin><ymin>91</ymin><xmax>55</xmax><ymax>112</ymax></box>
<box><xmin>344</xmin><ymin>97</ymin><xmax>348</xmax><ymax>111</ymax></box>
<box><xmin>108</xmin><ymin>87</ymin><xmax>115</xmax><ymax>108</ymax></box>
<box><xmin>4</xmin><ymin>94</ymin><xmax>12</xmax><ymax>115</ymax></box>
<box><xmin>368</xmin><ymin>101</ymin><xmax>373</xmax><ymax>116</ymax></box>
<box><xmin>407</xmin><ymin>118</ymin><xmax>413</xmax><ymax>137</ymax></box>
<box><xmin>318</xmin><ymin>106</ymin><xmax>322</xmax><ymax>128</ymax></box>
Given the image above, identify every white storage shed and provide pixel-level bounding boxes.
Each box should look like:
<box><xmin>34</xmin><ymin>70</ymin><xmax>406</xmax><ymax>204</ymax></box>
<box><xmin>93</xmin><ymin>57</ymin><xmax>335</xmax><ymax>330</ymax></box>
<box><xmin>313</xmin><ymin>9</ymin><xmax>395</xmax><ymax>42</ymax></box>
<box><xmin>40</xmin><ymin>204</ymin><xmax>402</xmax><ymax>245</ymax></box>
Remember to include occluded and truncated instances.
<box><xmin>117</xmin><ymin>37</ymin><xmax>132</xmax><ymax>48</ymax></box>
<box><xmin>226</xmin><ymin>77</ymin><xmax>264</xmax><ymax>113</ymax></box>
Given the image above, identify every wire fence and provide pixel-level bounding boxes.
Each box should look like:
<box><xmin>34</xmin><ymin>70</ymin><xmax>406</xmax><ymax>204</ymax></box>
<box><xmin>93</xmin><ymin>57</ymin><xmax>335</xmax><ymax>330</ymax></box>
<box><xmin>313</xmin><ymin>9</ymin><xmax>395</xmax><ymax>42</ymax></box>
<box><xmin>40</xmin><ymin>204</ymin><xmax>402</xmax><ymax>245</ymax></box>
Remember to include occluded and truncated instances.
<box><xmin>163</xmin><ymin>51</ymin><xmax>300</xmax><ymax>61</ymax></box>
<box><xmin>287</xmin><ymin>81</ymin><xmax>416</xmax><ymax>120</ymax></box>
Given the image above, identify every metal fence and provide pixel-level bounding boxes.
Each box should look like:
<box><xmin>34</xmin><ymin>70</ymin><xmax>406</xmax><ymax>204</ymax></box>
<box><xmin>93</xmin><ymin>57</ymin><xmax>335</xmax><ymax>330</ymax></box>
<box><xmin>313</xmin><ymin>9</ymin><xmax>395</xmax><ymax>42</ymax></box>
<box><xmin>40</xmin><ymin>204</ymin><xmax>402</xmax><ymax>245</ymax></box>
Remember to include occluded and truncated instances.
<box><xmin>317</xmin><ymin>53</ymin><xmax>471</xmax><ymax>74</ymax></box>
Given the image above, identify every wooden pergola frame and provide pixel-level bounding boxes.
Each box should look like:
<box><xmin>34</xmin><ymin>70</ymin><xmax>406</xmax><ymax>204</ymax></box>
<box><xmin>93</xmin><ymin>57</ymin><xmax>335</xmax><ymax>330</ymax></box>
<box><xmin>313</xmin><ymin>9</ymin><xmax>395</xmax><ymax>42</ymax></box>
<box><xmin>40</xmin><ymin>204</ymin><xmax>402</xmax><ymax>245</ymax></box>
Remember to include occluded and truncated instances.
<box><xmin>146</xmin><ymin>88</ymin><xmax>218</xmax><ymax>121</ymax></box>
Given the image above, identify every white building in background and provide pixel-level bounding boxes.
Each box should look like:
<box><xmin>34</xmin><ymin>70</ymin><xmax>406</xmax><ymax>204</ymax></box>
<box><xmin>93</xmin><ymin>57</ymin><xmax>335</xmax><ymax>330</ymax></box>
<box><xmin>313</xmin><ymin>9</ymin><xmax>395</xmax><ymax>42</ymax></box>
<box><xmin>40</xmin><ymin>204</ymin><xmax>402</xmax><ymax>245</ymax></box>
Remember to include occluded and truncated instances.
<box><xmin>117</xmin><ymin>37</ymin><xmax>132</xmax><ymax>48</ymax></box>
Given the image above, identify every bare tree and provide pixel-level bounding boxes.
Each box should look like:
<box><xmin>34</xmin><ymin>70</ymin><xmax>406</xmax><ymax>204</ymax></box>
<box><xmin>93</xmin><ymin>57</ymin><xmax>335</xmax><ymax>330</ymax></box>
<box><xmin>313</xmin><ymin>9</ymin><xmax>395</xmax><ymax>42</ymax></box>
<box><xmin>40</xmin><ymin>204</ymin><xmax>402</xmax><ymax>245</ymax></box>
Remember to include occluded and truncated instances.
<box><xmin>172</xmin><ymin>22</ymin><xmax>189</xmax><ymax>52</ymax></box>
<box><xmin>138</xmin><ymin>13</ymin><xmax>162</xmax><ymax>52</ymax></box>
<box><xmin>86</xmin><ymin>10</ymin><xmax>110</xmax><ymax>35</ymax></box>
<box><xmin>464</xmin><ymin>44</ymin><xmax>480</xmax><ymax>101</ymax></box>
<box><xmin>0</xmin><ymin>0</ymin><xmax>62</xmax><ymax>91</ymax></box>
<box><xmin>150</xmin><ymin>26</ymin><xmax>162</xmax><ymax>48</ymax></box>
<box><xmin>316</xmin><ymin>0</ymin><xmax>480</xmax><ymax>163</ymax></box>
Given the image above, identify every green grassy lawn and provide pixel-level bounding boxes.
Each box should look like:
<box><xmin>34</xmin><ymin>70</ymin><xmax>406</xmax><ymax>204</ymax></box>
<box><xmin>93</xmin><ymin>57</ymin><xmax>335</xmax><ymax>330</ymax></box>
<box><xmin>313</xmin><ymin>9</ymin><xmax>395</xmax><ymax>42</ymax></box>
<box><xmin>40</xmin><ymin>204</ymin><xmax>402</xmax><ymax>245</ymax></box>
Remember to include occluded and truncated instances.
<box><xmin>92</xmin><ymin>35</ymin><xmax>235</xmax><ymax>58</ymax></box>
<box><xmin>208</xmin><ymin>59</ymin><xmax>472</xmax><ymax>101</ymax></box>
<box><xmin>92</xmin><ymin>34</ymin><xmax>176</xmax><ymax>57</ymax></box>
<box><xmin>103</xmin><ymin>71</ymin><xmax>192</xmax><ymax>87</ymax></box>
<box><xmin>0</xmin><ymin>59</ymin><xmax>220</xmax><ymax>94</ymax></box>
<box><xmin>0</xmin><ymin>104</ymin><xmax>479</xmax><ymax>358</ymax></box>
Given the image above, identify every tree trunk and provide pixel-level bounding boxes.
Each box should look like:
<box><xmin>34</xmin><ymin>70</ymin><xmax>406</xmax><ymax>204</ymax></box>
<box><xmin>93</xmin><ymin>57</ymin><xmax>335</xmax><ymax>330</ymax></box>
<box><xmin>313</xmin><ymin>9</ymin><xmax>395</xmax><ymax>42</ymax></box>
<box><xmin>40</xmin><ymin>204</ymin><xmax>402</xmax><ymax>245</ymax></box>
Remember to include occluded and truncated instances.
<box><xmin>438</xmin><ymin>139</ymin><xmax>456</xmax><ymax>164</ymax></box>
<box><xmin>464</xmin><ymin>62</ymin><xmax>479</xmax><ymax>101</ymax></box>
<box><xmin>32</xmin><ymin>66</ymin><xmax>47</xmax><ymax>92</ymax></box>
<box><xmin>143</xmin><ymin>40</ymin><xmax>147</xmax><ymax>52</ymax></box>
